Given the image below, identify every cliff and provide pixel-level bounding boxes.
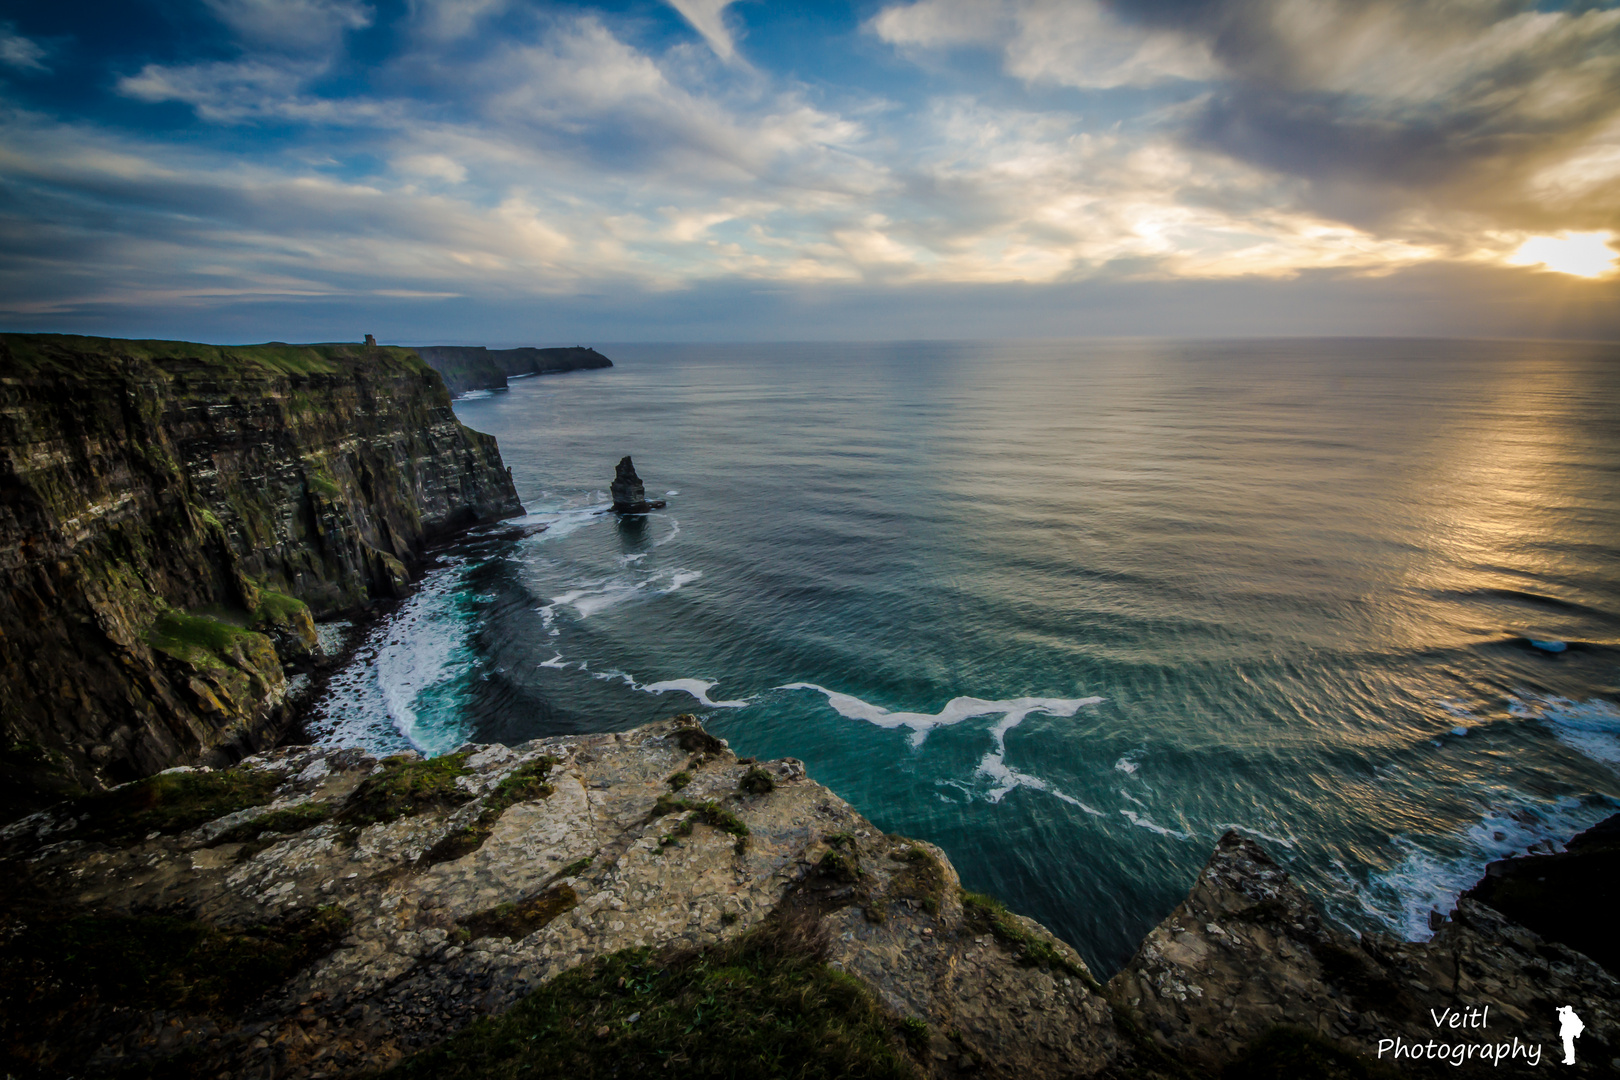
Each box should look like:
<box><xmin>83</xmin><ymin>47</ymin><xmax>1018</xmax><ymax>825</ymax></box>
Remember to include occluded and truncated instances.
<box><xmin>0</xmin><ymin>334</ymin><xmax>522</xmax><ymax>812</ymax></box>
<box><xmin>2</xmin><ymin>715</ymin><xmax>1614</xmax><ymax>1080</ymax></box>
<box><xmin>413</xmin><ymin>345</ymin><xmax>612</xmax><ymax>396</ymax></box>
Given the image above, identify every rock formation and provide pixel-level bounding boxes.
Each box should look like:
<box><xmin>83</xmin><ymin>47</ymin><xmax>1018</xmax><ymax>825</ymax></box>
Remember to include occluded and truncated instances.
<box><xmin>1462</xmin><ymin>812</ymin><xmax>1619</xmax><ymax>975</ymax></box>
<box><xmin>1109</xmin><ymin>831</ymin><xmax>1619</xmax><ymax>1076</ymax></box>
<box><xmin>412</xmin><ymin>345</ymin><xmax>612</xmax><ymax>396</ymax></box>
<box><xmin>2</xmin><ymin>715</ymin><xmax>1615</xmax><ymax>1079</ymax></box>
<box><xmin>609</xmin><ymin>456</ymin><xmax>665</xmax><ymax>514</ymax></box>
<box><xmin>0</xmin><ymin>334</ymin><xmax>523</xmax><ymax>812</ymax></box>
<box><xmin>0</xmin><ymin>717</ymin><xmax>1124</xmax><ymax>1080</ymax></box>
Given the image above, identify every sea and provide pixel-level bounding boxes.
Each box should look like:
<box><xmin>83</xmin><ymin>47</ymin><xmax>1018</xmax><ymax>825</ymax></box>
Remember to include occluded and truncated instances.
<box><xmin>303</xmin><ymin>338</ymin><xmax>1620</xmax><ymax>976</ymax></box>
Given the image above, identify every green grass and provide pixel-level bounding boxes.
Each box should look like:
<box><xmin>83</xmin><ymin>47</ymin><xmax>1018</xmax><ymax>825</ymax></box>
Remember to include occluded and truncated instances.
<box><xmin>147</xmin><ymin>610</ymin><xmax>269</xmax><ymax>670</ymax></box>
<box><xmin>668</xmin><ymin>770</ymin><xmax>693</xmax><ymax>790</ymax></box>
<box><xmin>252</xmin><ymin>588</ymin><xmax>309</xmax><ymax>627</ymax></box>
<box><xmin>887</xmin><ymin>845</ymin><xmax>945</xmax><ymax>916</ymax></box>
<box><xmin>0</xmin><ymin>904</ymin><xmax>352</xmax><ymax>1071</ymax></box>
<box><xmin>384</xmin><ymin>917</ymin><xmax>919</xmax><ymax>1080</ymax></box>
<box><xmin>651</xmin><ymin>795</ymin><xmax>750</xmax><ymax>838</ymax></box>
<box><xmin>338</xmin><ymin>751</ymin><xmax>475</xmax><ymax>829</ymax></box>
<box><xmin>0</xmin><ymin>333</ymin><xmax>434</xmax><ymax>381</ymax></box>
<box><xmin>671</xmin><ymin>716</ymin><xmax>726</xmax><ymax>756</ymax></box>
<box><xmin>739</xmin><ymin>766</ymin><xmax>775</xmax><ymax>795</ymax></box>
<box><xmin>460</xmin><ymin>885</ymin><xmax>580</xmax><ymax>943</ymax></box>
<box><xmin>67</xmin><ymin>768</ymin><xmax>284</xmax><ymax>846</ymax></box>
<box><xmin>960</xmin><ymin>890</ymin><xmax>1095</xmax><ymax>985</ymax></box>
<box><xmin>305</xmin><ymin>471</ymin><xmax>341</xmax><ymax>497</ymax></box>
<box><xmin>419</xmin><ymin>757</ymin><xmax>559</xmax><ymax>865</ymax></box>
<box><xmin>211</xmin><ymin>803</ymin><xmax>332</xmax><ymax>853</ymax></box>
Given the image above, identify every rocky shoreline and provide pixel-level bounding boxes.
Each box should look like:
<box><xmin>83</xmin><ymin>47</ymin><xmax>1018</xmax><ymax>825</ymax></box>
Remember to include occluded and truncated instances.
<box><xmin>2</xmin><ymin>715</ymin><xmax>1614</xmax><ymax>1079</ymax></box>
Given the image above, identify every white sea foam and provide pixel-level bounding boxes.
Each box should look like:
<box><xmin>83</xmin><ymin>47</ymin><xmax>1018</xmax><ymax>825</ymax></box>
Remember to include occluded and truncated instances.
<box><xmin>1509</xmin><ymin>692</ymin><xmax>1620</xmax><ymax>765</ymax></box>
<box><xmin>666</xmin><ymin>490</ymin><xmax>679</xmax><ymax>496</ymax></box>
<box><xmin>457</xmin><ymin>389</ymin><xmax>495</xmax><ymax>400</ymax></box>
<box><xmin>1114</xmin><ymin>755</ymin><xmax>1140</xmax><ymax>775</ymax></box>
<box><xmin>640</xmin><ymin>678</ymin><xmax>751</xmax><ymax>709</ymax></box>
<box><xmin>781</xmin><ymin>683</ymin><xmax>1104</xmax><ymax>809</ymax></box>
<box><xmin>540</xmin><ymin>653</ymin><xmax>566</xmax><ymax>668</ymax></box>
<box><xmin>778</xmin><ymin>684</ymin><xmax>1102</xmax><ymax>746</ymax></box>
<box><xmin>1121</xmin><ymin>809</ymin><xmax>1193</xmax><ymax>840</ymax></box>
<box><xmin>305</xmin><ymin>561</ymin><xmax>473</xmax><ymax>757</ymax></box>
<box><xmin>1359</xmin><ymin>796</ymin><xmax>1614</xmax><ymax>941</ymax></box>
<box><xmin>652</xmin><ymin>517</ymin><xmax>681</xmax><ymax>547</ymax></box>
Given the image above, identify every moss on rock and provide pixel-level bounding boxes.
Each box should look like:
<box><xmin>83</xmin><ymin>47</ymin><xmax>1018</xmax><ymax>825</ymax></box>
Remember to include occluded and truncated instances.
<box><xmin>384</xmin><ymin>918</ymin><xmax>918</xmax><ymax>1080</ymax></box>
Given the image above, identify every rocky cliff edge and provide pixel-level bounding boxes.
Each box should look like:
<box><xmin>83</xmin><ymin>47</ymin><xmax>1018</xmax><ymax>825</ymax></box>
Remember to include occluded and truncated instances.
<box><xmin>2</xmin><ymin>715</ymin><xmax>1615</xmax><ymax>1080</ymax></box>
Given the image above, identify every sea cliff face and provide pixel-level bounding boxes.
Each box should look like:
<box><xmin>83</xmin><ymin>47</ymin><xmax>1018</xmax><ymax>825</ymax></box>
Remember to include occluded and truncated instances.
<box><xmin>0</xmin><ymin>334</ymin><xmax>522</xmax><ymax>809</ymax></box>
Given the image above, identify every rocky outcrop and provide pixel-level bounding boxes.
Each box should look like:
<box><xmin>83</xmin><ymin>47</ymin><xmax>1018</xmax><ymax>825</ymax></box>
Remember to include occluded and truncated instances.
<box><xmin>1108</xmin><ymin>832</ymin><xmax>1620</xmax><ymax>1076</ymax></box>
<box><xmin>0</xmin><ymin>334</ymin><xmax>522</xmax><ymax>811</ymax></box>
<box><xmin>413</xmin><ymin>345</ymin><xmax>612</xmax><ymax>396</ymax></box>
<box><xmin>609</xmin><ymin>456</ymin><xmax>665</xmax><ymax>514</ymax></box>
<box><xmin>1463</xmin><ymin>812</ymin><xmax>1619</xmax><ymax>976</ymax></box>
<box><xmin>0</xmin><ymin>717</ymin><xmax>1124</xmax><ymax>1080</ymax></box>
<box><xmin>1</xmin><ymin>717</ymin><xmax>1616</xmax><ymax>1079</ymax></box>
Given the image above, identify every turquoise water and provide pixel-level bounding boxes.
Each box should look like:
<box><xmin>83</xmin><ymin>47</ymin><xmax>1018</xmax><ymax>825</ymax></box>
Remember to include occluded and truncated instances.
<box><xmin>306</xmin><ymin>339</ymin><xmax>1620</xmax><ymax>974</ymax></box>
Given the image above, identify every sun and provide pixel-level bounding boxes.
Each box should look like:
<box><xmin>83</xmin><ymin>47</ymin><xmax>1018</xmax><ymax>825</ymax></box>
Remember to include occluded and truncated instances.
<box><xmin>1507</xmin><ymin>231</ymin><xmax>1619</xmax><ymax>278</ymax></box>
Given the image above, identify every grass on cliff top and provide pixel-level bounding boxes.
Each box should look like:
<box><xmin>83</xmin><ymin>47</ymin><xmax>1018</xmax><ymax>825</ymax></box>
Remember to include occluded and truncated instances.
<box><xmin>0</xmin><ymin>906</ymin><xmax>351</xmax><ymax>1076</ymax></box>
<box><xmin>385</xmin><ymin>916</ymin><xmax>919</xmax><ymax>1080</ymax></box>
<box><xmin>64</xmin><ymin>768</ymin><xmax>283</xmax><ymax>846</ymax></box>
<box><xmin>338</xmin><ymin>751</ymin><xmax>476</xmax><ymax>829</ymax></box>
<box><xmin>961</xmin><ymin>889</ymin><xmax>1096</xmax><ymax>986</ymax></box>
<box><xmin>0</xmin><ymin>333</ymin><xmax>432</xmax><ymax>381</ymax></box>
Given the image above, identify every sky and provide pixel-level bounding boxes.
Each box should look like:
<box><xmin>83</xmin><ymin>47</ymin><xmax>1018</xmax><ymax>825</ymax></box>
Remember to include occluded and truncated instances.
<box><xmin>1</xmin><ymin>0</ymin><xmax>1618</xmax><ymax>343</ymax></box>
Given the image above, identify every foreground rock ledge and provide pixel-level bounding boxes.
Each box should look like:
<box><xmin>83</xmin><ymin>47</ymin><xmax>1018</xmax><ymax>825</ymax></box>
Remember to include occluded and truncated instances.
<box><xmin>1</xmin><ymin>718</ymin><xmax>1616</xmax><ymax>1079</ymax></box>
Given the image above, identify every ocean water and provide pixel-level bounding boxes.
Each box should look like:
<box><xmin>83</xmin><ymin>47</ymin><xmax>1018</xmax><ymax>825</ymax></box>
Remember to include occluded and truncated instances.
<box><xmin>304</xmin><ymin>339</ymin><xmax>1620</xmax><ymax>974</ymax></box>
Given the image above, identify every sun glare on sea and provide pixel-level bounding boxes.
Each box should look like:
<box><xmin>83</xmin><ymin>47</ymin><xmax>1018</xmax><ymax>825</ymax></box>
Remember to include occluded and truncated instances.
<box><xmin>1507</xmin><ymin>231</ymin><xmax>1619</xmax><ymax>278</ymax></box>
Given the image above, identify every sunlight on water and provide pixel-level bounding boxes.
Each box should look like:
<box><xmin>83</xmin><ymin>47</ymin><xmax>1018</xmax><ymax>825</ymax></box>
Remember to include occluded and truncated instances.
<box><xmin>307</xmin><ymin>339</ymin><xmax>1620</xmax><ymax>973</ymax></box>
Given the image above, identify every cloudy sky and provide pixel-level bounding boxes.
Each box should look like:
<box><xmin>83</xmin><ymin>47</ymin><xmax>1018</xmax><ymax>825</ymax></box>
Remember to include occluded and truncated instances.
<box><xmin>2</xmin><ymin>0</ymin><xmax>1618</xmax><ymax>342</ymax></box>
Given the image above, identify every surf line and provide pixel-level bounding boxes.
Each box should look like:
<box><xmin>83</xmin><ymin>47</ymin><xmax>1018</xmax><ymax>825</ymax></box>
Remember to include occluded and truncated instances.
<box><xmin>540</xmin><ymin>651</ymin><xmax>750</xmax><ymax>709</ymax></box>
<box><xmin>778</xmin><ymin>683</ymin><xmax>1106</xmax><ymax>812</ymax></box>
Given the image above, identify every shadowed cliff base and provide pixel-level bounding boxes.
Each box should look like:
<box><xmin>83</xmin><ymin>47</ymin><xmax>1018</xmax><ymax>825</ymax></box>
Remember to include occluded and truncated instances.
<box><xmin>0</xmin><ymin>334</ymin><xmax>523</xmax><ymax>817</ymax></box>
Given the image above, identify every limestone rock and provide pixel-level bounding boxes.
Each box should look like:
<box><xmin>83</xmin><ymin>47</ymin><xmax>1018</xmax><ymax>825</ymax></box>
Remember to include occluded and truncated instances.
<box><xmin>609</xmin><ymin>456</ymin><xmax>666</xmax><ymax>514</ymax></box>
<box><xmin>1108</xmin><ymin>831</ymin><xmax>1620</xmax><ymax>1076</ymax></box>
<box><xmin>0</xmin><ymin>718</ymin><xmax>1120</xmax><ymax>1080</ymax></box>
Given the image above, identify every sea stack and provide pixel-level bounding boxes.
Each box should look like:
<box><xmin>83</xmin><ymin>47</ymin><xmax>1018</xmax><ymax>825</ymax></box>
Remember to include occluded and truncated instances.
<box><xmin>610</xmin><ymin>456</ymin><xmax>666</xmax><ymax>514</ymax></box>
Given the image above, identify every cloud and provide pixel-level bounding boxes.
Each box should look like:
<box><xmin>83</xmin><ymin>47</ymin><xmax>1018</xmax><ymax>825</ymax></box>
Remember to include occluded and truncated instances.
<box><xmin>407</xmin><ymin>0</ymin><xmax>511</xmax><ymax>43</ymax></box>
<box><xmin>873</xmin><ymin>0</ymin><xmax>1620</xmax><ymax>242</ymax></box>
<box><xmin>0</xmin><ymin>23</ymin><xmax>48</xmax><ymax>72</ymax></box>
<box><xmin>665</xmin><ymin>0</ymin><xmax>741</xmax><ymax>61</ymax></box>
<box><xmin>7</xmin><ymin>1</ymin><xmax>1619</xmax><ymax>337</ymax></box>
<box><xmin>202</xmin><ymin>0</ymin><xmax>373</xmax><ymax>52</ymax></box>
<box><xmin>872</xmin><ymin>0</ymin><xmax>1216</xmax><ymax>88</ymax></box>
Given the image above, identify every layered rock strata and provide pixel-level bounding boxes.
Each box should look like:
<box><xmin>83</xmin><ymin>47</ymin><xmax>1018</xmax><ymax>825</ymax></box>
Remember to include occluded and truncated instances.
<box><xmin>0</xmin><ymin>334</ymin><xmax>522</xmax><ymax>808</ymax></box>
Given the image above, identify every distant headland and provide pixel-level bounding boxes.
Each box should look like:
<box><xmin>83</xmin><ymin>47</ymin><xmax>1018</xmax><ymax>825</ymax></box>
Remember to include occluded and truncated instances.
<box><xmin>412</xmin><ymin>344</ymin><xmax>612</xmax><ymax>396</ymax></box>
